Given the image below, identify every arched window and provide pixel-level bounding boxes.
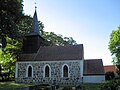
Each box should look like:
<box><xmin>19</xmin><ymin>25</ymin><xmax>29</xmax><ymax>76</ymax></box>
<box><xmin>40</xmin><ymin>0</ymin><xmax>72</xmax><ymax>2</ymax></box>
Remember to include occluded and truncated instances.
<box><xmin>62</xmin><ymin>64</ymin><xmax>69</xmax><ymax>77</ymax></box>
<box><xmin>45</xmin><ymin>66</ymin><xmax>49</xmax><ymax>77</ymax></box>
<box><xmin>28</xmin><ymin>66</ymin><xmax>32</xmax><ymax>77</ymax></box>
<box><xmin>26</xmin><ymin>64</ymin><xmax>33</xmax><ymax>77</ymax></box>
<box><xmin>43</xmin><ymin>64</ymin><xmax>51</xmax><ymax>78</ymax></box>
<box><xmin>63</xmin><ymin>65</ymin><xmax>68</xmax><ymax>77</ymax></box>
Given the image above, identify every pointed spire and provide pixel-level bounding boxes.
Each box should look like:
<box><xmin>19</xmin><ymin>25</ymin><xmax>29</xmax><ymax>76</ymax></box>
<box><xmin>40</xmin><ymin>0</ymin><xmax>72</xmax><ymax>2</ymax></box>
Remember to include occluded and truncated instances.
<box><xmin>28</xmin><ymin>8</ymin><xmax>40</xmax><ymax>36</ymax></box>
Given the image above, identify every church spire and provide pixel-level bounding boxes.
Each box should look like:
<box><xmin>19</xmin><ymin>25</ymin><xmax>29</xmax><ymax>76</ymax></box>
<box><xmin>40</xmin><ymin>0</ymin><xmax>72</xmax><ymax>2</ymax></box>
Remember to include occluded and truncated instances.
<box><xmin>28</xmin><ymin>7</ymin><xmax>40</xmax><ymax>36</ymax></box>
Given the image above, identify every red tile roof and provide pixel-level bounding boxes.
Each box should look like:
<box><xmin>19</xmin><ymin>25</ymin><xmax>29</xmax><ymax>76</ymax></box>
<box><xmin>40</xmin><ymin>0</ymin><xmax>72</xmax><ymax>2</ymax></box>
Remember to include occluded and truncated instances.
<box><xmin>84</xmin><ymin>59</ymin><xmax>105</xmax><ymax>75</ymax></box>
<box><xmin>18</xmin><ymin>44</ymin><xmax>83</xmax><ymax>61</ymax></box>
<box><xmin>104</xmin><ymin>65</ymin><xmax>116</xmax><ymax>73</ymax></box>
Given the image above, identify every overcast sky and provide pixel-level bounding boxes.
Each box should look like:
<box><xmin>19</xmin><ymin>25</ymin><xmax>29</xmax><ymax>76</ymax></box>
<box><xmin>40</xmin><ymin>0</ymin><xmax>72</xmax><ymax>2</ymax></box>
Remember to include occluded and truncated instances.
<box><xmin>23</xmin><ymin>0</ymin><xmax>120</xmax><ymax>65</ymax></box>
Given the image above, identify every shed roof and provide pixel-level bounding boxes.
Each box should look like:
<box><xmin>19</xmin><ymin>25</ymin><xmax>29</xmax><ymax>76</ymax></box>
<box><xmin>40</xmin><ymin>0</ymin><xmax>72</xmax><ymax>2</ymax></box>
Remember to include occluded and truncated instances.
<box><xmin>18</xmin><ymin>44</ymin><xmax>83</xmax><ymax>61</ymax></box>
<box><xmin>84</xmin><ymin>59</ymin><xmax>105</xmax><ymax>75</ymax></box>
<box><xmin>104</xmin><ymin>65</ymin><xmax>116</xmax><ymax>73</ymax></box>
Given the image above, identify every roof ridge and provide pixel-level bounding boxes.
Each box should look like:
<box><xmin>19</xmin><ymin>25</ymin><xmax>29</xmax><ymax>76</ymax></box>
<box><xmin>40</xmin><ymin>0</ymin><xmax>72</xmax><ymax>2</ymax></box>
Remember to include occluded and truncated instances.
<box><xmin>39</xmin><ymin>44</ymin><xmax>83</xmax><ymax>48</ymax></box>
<box><xmin>85</xmin><ymin>59</ymin><xmax>102</xmax><ymax>61</ymax></box>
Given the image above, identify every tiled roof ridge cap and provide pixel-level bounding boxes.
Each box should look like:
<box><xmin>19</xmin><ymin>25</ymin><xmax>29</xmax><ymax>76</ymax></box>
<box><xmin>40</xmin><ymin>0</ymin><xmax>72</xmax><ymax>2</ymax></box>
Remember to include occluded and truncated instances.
<box><xmin>104</xmin><ymin>65</ymin><xmax>115</xmax><ymax>66</ymax></box>
<box><xmin>85</xmin><ymin>59</ymin><xmax>102</xmax><ymax>60</ymax></box>
<box><xmin>21</xmin><ymin>53</ymin><xmax>36</xmax><ymax>55</ymax></box>
<box><xmin>40</xmin><ymin>44</ymin><xmax>83</xmax><ymax>48</ymax></box>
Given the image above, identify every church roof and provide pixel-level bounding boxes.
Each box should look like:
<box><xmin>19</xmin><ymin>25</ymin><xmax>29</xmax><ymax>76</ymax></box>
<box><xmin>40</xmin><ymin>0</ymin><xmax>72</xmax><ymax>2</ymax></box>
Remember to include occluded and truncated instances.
<box><xmin>26</xmin><ymin>9</ymin><xmax>40</xmax><ymax>36</ymax></box>
<box><xmin>84</xmin><ymin>59</ymin><xmax>105</xmax><ymax>75</ymax></box>
<box><xmin>18</xmin><ymin>44</ymin><xmax>83</xmax><ymax>61</ymax></box>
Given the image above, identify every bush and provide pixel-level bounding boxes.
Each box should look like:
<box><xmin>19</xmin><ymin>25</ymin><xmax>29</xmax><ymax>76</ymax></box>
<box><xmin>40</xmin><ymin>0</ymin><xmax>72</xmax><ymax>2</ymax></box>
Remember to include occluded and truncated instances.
<box><xmin>100</xmin><ymin>79</ymin><xmax>120</xmax><ymax>90</ymax></box>
<box><xmin>76</xmin><ymin>85</ymin><xmax>82</xmax><ymax>89</ymax></box>
<box><xmin>62</xmin><ymin>86</ymin><xmax>71</xmax><ymax>90</ymax></box>
<box><xmin>105</xmin><ymin>71</ymin><xmax>115</xmax><ymax>80</ymax></box>
<box><xmin>56</xmin><ymin>85</ymin><xmax>59</xmax><ymax>89</ymax></box>
<box><xmin>29</xmin><ymin>84</ymin><xmax>51</xmax><ymax>90</ymax></box>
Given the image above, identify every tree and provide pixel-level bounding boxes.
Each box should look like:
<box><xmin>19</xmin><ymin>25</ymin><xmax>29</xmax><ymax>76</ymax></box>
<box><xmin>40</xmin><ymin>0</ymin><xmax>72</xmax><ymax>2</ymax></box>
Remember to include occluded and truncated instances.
<box><xmin>0</xmin><ymin>0</ymin><xmax>23</xmax><ymax>48</ymax></box>
<box><xmin>43</xmin><ymin>32</ymin><xmax>76</xmax><ymax>46</ymax></box>
<box><xmin>0</xmin><ymin>38</ymin><xmax>21</xmax><ymax>79</ymax></box>
<box><xmin>109</xmin><ymin>26</ymin><xmax>120</xmax><ymax>75</ymax></box>
<box><xmin>17</xmin><ymin>15</ymin><xmax>44</xmax><ymax>38</ymax></box>
<box><xmin>105</xmin><ymin>71</ymin><xmax>115</xmax><ymax>80</ymax></box>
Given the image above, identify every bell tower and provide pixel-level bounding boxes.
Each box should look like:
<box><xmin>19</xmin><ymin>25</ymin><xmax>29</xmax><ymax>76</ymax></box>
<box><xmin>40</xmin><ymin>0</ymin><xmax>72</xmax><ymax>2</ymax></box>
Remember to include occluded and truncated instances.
<box><xmin>22</xmin><ymin>9</ymin><xmax>46</xmax><ymax>53</ymax></box>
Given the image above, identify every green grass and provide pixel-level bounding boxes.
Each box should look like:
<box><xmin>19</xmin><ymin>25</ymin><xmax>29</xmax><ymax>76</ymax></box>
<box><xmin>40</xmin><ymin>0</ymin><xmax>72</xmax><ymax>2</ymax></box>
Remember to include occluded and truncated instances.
<box><xmin>81</xmin><ymin>83</ymin><xmax>101</xmax><ymax>90</ymax></box>
<box><xmin>0</xmin><ymin>82</ymin><xmax>101</xmax><ymax>90</ymax></box>
<box><xmin>0</xmin><ymin>81</ymin><xmax>32</xmax><ymax>89</ymax></box>
<box><xmin>56</xmin><ymin>83</ymin><xmax>101</xmax><ymax>90</ymax></box>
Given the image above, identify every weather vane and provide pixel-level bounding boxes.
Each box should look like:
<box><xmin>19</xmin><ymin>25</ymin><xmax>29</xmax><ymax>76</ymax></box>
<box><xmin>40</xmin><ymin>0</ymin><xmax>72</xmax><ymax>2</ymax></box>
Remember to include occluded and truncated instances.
<box><xmin>35</xmin><ymin>2</ymin><xmax>37</xmax><ymax>9</ymax></box>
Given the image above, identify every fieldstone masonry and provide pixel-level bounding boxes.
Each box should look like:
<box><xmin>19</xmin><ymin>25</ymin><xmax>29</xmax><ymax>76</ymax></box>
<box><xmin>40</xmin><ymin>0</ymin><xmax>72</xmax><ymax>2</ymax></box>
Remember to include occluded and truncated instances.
<box><xmin>16</xmin><ymin>60</ymin><xmax>82</xmax><ymax>84</ymax></box>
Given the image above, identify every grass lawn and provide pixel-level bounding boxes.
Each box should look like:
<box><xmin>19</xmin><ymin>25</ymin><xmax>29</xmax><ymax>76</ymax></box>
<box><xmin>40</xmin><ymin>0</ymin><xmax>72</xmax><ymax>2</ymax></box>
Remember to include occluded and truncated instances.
<box><xmin>81</xmin><ymin>83</ymin><xmax>101</xmax><ymax>90</ymax></box>
<box><xmin>0</xmin><ymin>81</ymin><xmax>32</xmax><ymax>89</ymax></box>
<box><xmin>56</xmin><ymin>83</ymin><xmax>101</xmax><ymax>90</ymax></box>
<box><xmin>0</xmin><ymin>81</ymin><xmax>101</xmax><ymax>90</ymax></box>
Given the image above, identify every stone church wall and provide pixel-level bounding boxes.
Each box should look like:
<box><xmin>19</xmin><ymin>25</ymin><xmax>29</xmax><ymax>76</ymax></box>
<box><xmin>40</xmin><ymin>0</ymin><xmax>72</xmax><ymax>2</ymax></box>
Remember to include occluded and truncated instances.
<box><xmin>16</xmin><ymin>60</ymin><xmax>82</xmax><ymax>84</ymax></box>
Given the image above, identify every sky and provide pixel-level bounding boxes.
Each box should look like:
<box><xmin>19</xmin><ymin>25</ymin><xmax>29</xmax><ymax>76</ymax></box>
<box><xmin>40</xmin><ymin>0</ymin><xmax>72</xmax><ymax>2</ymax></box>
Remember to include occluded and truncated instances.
<box><xmin>23</xmin><ymin>0</ymin><xmax>120</xmax><ymax>65</ymax></box>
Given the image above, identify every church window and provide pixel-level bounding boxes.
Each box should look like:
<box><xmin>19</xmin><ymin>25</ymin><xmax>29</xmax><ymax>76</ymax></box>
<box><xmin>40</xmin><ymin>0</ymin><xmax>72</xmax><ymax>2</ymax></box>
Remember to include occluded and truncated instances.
<box><xmin>45</xmin><ymin>66</ymin><xmax>49</xmax><ymax>77</ymax></box>
<box><xmin>63</xmin><ymin>65</ymin><xmax>68</xmax><ymax>77</ymax></box>
<box><xmin>26</xmin><ymin>65</ymin><xmax>33</xmax><ymax>77</ymax></box>
<box><xmin>44</xmin><ymin>64</ymin><xmax>51</xmax><ymax>78</ymax></box>
<box><xmin>28</xmin><ymin>66</ymin><xmax>32</xmax><ymax>77</ymax></box>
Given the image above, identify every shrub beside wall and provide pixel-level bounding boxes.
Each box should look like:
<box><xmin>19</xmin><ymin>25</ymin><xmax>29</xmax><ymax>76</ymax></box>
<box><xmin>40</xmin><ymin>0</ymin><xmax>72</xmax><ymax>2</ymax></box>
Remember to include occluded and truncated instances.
<box><xmin>100</xmin><ymin>79</ymin><xmax>120</xmax><ymax>90</ymax></box>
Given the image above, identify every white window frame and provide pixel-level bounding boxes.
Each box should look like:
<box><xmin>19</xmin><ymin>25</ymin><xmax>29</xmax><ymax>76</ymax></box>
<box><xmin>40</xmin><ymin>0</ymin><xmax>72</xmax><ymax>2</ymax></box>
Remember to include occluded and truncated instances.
<box><xmin>26</xmin><ymin>64</ymin><xmax>33</xmax><ymax>78</ymax></box>
<box><xmin>61</xmin><ymin>64</ymin><xmax>70</xmax><ymax>78</ymax></box>
<box><xmin>43</xmin><ymin>64</ymin><xmax>51</xmax><ymax>78</ymax></box>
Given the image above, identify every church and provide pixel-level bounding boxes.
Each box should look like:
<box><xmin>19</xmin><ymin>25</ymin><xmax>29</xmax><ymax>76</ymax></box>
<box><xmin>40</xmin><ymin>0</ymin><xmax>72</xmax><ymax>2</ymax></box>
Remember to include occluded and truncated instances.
<box><xmin>15</xmin><ymin>9</ymin><xmax>105</xmax><ymax>84</ymax></box>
